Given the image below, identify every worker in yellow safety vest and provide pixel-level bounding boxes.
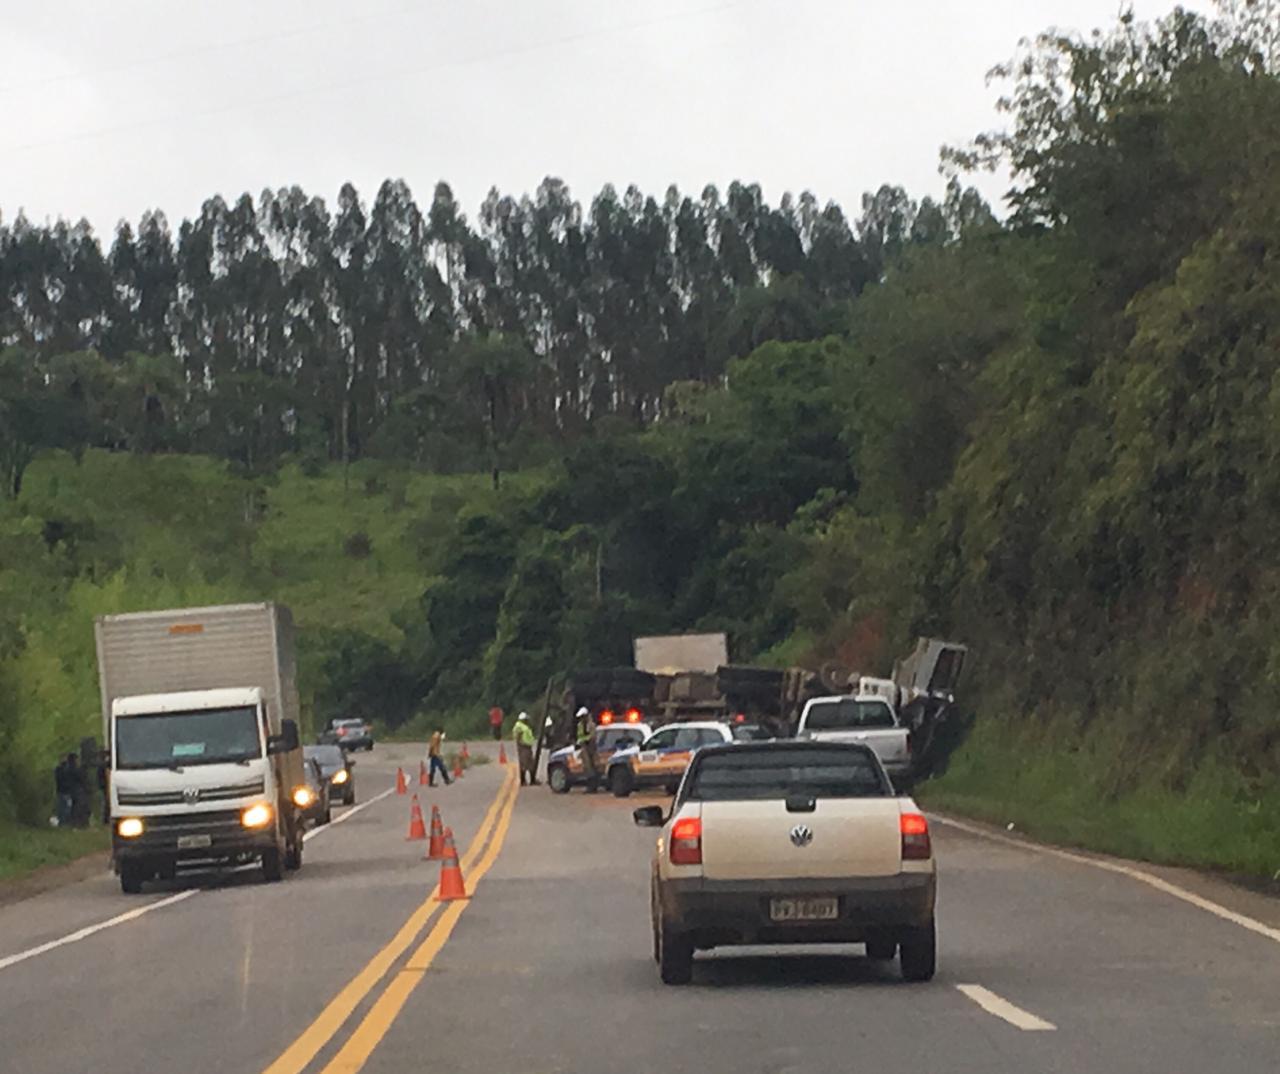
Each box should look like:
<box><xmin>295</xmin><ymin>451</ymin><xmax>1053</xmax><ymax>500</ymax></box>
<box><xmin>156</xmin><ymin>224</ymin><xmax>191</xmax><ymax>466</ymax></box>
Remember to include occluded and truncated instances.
<box><xmin>513</xmin><ymin>711</ymin><xmax>538</xmax><ymax>787</ymax></box>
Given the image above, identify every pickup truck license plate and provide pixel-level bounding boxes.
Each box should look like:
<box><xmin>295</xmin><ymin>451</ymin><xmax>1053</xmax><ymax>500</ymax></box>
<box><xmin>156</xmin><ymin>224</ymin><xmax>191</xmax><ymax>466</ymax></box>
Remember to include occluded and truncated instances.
<box><xmin>177</xmin><ymin>834</ymin><xmax>212</xmax><ymax>850</ymax></box>
<box><xmin>770</xmin><ymin>897</ymin><xmax>838</xmax><ymax>922</ymax></box>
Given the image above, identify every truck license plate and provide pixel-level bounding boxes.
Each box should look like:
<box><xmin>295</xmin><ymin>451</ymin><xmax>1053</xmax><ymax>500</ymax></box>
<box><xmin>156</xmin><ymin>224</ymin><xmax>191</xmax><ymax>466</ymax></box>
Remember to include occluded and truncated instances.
<box><xmin>177</xmin><ymin>834</ymin><xmax>212</xmax><ymax>850</ymax></box>
<box><xmin>770</xmin><ymin>897</ymin><xmax>838</xmax><ymax>922</ymax></box>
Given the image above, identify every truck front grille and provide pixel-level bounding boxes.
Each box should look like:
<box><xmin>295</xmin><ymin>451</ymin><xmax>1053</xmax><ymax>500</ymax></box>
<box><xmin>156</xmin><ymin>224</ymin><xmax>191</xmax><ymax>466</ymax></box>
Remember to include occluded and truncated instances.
<box><xmin>117</xmin><ymin>778</ymin><xmax>265</xmax><ymax>807</ymax></box>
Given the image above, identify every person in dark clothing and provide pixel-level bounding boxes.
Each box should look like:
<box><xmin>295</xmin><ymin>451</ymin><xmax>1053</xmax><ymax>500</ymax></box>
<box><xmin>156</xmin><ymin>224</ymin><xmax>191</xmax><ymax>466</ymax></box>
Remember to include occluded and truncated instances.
<box><xmin>97</xmin><ymin>761</ymin><xmax>110</xmax><ymax>825</ymax></box>
<box><xmin>54</xmin><ymin>754</ymin><xmax>77</xmax><ymax>827</ymax></box>
<box><xmin>67</xmin><ymin>754</ymin><xmax>90</xmax><ymax>828</ymax></box>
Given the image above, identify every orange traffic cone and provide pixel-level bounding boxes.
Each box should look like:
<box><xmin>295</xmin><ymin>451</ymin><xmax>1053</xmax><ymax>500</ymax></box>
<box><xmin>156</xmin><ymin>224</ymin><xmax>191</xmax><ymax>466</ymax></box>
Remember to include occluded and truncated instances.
<box><xmin>452</xmin><ymin>753</ymin><xmax>464</xmax><ymax>780</ymax></box>
<box><xmin>418</xmin><ymin>760</ymin><xmax>428</xmax><ymax>786</ymax></box>
<box><xmin>406</xmin><ymin>795</ymin><xmax>427</xmax><ymax>841</ymax></box>
<box><xmin>425</xmin><ymin>805</ymin><xmax>446</xmax><ymax>860</ymax></box>
<box><xmin>395</xmin><ymin>767</ymin><xmax>407</xmax><ymax>795</ymax></box>
<box><xmin>435</xmin><ymin>827</ymin><xmax>467</xmax><ymax>901</ymax></box>
<box><xmin>498</xmin><ymin>741</ymin><xmax>508</xmax><ymax>765</ymax></box>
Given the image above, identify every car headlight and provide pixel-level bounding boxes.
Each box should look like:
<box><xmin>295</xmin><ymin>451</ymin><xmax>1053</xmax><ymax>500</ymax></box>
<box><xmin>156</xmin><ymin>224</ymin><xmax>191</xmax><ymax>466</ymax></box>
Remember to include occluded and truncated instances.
<box><xmin>292</xmin><ymin>786</ymin><xmax>314</xmax><ymax>808</ymax></box>
<box><xmin>331</xmin><ymin>769</ymin><xmax>349</xmax><ymax>784</ymax></box>
<box><xmin>241</xmin><ymin>802</ymin><xmax>274</xmax><ymax>829</ymax></box>
<box><xmin>117</xmin><ymin>817</ymin><xmax>144</xmax><ymax>839</ymax></box>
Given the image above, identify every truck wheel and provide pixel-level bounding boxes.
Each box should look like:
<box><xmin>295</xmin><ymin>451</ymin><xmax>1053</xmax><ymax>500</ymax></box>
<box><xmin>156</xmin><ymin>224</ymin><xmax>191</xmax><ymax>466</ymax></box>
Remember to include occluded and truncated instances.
<box><xmin>548</xmin><ymin>765</ymin><xmax>570</xmax><ymax>794</ymax></box>
<box><xmin>658</xmin><ymin>917</ymin><xmax>693</xmax><ymax>985</ymax></box>
<box><xmin>899</xmin><ymin>918</ymin><xmax>936</xmax><ymax>982</ymax></box>
<box><xmin>866</xmin><ymin>934</ymin><xmax>897</xmax><ymax>960</ymax></box>
<box><xmin>119</xmin><ymin>861</ymin><xmax>145</xmax><ymax>895</ymax></box>
<box><xmin>610</xmin><ymin>766</ymin><xmax>635</xmax><ymax>798</ymax></box>
<box><xmin>285</xmin><ymin>837</ymin><xmax>303</xmax><ymax>871</ymax></box>
<box><xmin>261</xmin><ymin>846</ymin><xmax>284</xmax><ymax>883</ymax></box>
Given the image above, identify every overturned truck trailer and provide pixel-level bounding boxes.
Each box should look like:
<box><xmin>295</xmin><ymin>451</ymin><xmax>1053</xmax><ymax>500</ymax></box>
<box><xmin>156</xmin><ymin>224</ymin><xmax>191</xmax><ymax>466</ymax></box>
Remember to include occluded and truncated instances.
<box><xmin>544</xmin><ymin>633</ymin><xmax>826</xmax><ymax>749</ymax></box>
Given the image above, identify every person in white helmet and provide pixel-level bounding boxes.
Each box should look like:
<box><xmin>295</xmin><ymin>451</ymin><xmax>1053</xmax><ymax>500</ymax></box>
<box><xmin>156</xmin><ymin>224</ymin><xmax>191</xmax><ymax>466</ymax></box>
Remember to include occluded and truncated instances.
<box><xmin>513</xmin><ymin>711</ymin><xmax>538</xmax><ymax>786</ymax></box>
<box><xmin>574</xmin><ymin>706</ymin><xmax>600</xmax><ymax>793</ymax></box>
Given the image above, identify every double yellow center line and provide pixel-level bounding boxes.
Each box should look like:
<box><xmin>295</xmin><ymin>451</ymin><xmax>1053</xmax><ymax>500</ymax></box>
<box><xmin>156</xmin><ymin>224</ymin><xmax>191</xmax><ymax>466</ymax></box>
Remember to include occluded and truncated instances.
<box><xmin>264</xmin><ymin>764</ymin><xmax>520</xmax><ymax>1074</ymax></box>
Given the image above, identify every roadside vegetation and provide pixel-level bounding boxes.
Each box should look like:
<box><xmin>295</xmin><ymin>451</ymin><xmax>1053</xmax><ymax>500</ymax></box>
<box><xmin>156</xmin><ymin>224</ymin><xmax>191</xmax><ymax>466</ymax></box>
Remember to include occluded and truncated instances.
<box><xmin>2</xmin><ymin>5</ymin><xmax>1279</xmax><ymax>878</ymax></box>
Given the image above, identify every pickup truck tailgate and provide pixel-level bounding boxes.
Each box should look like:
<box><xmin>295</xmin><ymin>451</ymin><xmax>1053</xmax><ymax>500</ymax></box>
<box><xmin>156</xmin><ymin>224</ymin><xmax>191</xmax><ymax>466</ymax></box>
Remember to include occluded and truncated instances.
<box><xmin>699</xmin><ymin>799</ymin><xmax>903</xmax><ymax>880</ymax></box>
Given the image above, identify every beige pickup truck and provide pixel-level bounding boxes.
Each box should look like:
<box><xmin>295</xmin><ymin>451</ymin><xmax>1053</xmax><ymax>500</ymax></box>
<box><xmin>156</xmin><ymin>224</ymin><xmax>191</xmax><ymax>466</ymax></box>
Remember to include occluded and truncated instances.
<box><xmin>634</xmin><ymin>740</ymin><xmax>936</xmax><ymax>985</ymax></box>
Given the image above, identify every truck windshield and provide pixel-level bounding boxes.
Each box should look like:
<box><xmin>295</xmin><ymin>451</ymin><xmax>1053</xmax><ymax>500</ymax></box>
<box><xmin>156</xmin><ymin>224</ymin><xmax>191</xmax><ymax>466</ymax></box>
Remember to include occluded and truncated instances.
<box><xmin>804</xmin><ymin>699</ymin><xmax>895</xmax><ymax>731</ymax></box>
<box><xmin>685</xmin><ymin>747</ymin><xmax>889</xmax><ymax>801</ymax></box>
<box><xmin>115</xmin><ymin>707</ymin><xmax>262</xmax><ymax>769</ymax></box>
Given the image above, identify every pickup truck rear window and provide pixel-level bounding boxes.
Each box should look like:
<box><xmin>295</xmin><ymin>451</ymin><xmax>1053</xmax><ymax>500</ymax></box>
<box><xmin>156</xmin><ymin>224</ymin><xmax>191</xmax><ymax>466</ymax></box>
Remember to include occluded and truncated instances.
<box><xmin>804</xmin><ymin>699</ymin><xmax>896</xmax><ymax>731</ymax></box>
<box><xmin>685</xmin><ymin>748</ymin><xmax>889</xmax><ymax>801</ymax></box>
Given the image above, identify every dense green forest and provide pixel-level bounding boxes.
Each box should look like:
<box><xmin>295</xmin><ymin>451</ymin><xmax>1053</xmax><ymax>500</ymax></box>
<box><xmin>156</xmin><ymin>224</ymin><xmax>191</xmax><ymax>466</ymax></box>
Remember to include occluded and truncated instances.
<box><xmin>3</xmin><ymin>5</ymin><xmax>1280</xmax><ymax>873</ymax></box>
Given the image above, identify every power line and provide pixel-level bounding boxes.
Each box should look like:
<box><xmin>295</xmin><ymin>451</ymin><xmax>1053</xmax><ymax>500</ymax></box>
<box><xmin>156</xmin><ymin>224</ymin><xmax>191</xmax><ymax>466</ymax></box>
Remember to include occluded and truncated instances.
<box><xmin>0</xmin><ymin>0</ymin><xmax>428</xmax><ymax>97</ymax></box>
<box><xmin>2</xmin><ymin>0</ymin><xmax>763</xmax><ymax>156</ymax></box>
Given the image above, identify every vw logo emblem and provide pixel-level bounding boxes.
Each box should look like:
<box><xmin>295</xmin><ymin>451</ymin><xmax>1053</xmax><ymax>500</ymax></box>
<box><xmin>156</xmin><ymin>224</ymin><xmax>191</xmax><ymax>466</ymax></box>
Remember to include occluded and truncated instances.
<box><xmin>789</xmin><ymin>824</ymin><xmax>813</xmax><ymax>847</ymax></box>
<box><xmin>182</xmin><ymin>787</ymin><xmax>201</xmax><ymax>804</ymax></box>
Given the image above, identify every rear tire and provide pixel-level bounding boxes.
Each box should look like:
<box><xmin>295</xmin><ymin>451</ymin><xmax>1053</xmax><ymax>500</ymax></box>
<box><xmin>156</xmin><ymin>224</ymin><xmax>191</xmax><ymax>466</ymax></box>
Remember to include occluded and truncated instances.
<box><xmin>321</xmin><ymin>805</ymin><xmax>332</xmax><ymax>825</ymax></box>
<box><xmin>119</xmin><ymin>861</ymin><xmax>145</xmax><ymax>895</ymax></box>
<box><xmin>343</xmin><ymin>788</ymin><xmax>355</xmax><ymax>806</ymax></box>
<box><xmin>261</xmin><ymin>846</ymin><xmax>284</xmax><ymax>883</ymax></box>
<box><xmin>899</xmin><ymin>918</ymin><xmax>936</xmax><ymax>982</ymax></box>
<box><xmin>548</xmin><ymin>765</ymin><xmax>570</xmax><ymax>794</ymax></box>
<box><xmin>658</xmin><ymin>916</ymin><xmax>693</xmax><ymax>985</ymax></box>
<box><xmin>609</xmin><ymin>766</ymin><xmax>635</xmax><ymax>798</ymax></box>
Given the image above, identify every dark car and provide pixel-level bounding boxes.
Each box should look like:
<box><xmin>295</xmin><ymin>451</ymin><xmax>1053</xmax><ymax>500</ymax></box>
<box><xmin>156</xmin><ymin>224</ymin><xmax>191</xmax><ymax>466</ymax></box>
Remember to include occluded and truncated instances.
<box><xmin>324</xmin><ymin>718</ymin><xmax>374</xmax><ymax>752</ymax></box>
<box><xmin>305</xmin><ymin>744</ymin><xmax>355</xmax><ymax>805</ymax></box>
<box><xmin>293</xmin><ymin>756</ymin><xmax>332</xmax><ymax>827</ymax></box>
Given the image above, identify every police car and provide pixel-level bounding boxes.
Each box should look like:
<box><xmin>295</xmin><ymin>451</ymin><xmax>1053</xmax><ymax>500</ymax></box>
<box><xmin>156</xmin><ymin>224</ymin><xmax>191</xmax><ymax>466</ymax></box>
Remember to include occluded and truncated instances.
<box><xmin>547</xmin><ymin>717</ymin><xmax>652</xmax><ymax>794</ymax></box>
<box><xmin>605</xmin><ymin>721</ymin><xmax>736</xmax><ymax>798</ymax></box>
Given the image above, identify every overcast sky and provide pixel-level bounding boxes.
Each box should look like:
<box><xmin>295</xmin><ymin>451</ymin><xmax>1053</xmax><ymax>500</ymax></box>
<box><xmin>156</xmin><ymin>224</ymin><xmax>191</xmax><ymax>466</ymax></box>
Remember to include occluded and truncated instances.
<box><xmin>2</xmin><ymin>0</ymin><xmax>1189</xmax><ymax>236</ymax></box>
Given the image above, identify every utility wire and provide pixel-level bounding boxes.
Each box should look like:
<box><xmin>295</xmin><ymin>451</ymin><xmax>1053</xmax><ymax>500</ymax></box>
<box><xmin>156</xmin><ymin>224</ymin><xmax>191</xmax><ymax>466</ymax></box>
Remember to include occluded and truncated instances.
<box><xmin>3</xmin><ymin>0</ymin><xmax>763</xmax><ymax>156</ymax></box>
<box><xmin>0</xmin><ymin>0</ymin><xmax>429</xmax><ymax>96</ymax></box>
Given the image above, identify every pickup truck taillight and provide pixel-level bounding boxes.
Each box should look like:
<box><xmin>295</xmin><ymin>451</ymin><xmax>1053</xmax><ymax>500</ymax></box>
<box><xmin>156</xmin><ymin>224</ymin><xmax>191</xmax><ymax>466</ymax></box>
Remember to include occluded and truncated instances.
<box><xmin>669</xmin><ymin>816</ymin><xmax>702</xmax><ymax>865</ymax></box>
<box><xmin>900</xmin><ymin>812</ymin><xmax>931</xmax><ymax>860</ymax></box>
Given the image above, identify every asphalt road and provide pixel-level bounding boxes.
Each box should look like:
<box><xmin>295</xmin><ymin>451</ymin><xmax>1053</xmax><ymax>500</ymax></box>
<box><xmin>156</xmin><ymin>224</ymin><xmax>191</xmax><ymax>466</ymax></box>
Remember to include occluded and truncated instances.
<box><xmin>2</xmin><ymin>743</ymin><xmax>1279</xmax><ymax>1074</ymax></box>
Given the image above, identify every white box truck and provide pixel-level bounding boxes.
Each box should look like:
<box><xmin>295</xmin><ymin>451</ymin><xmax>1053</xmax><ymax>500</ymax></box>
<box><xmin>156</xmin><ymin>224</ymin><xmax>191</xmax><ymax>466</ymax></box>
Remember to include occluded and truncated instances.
<box><xmin>96</xmin><ymin>603</ymin><xmax>307</xmax><ymax>894</ymax></box>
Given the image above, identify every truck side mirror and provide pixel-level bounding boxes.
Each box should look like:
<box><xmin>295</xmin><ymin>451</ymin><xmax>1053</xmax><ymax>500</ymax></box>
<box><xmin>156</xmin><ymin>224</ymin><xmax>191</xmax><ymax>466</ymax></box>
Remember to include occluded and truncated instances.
<box><xmin>269</xmin><ymin>719</ymin><xmax>300</xmax><ymax>754</ymax></box>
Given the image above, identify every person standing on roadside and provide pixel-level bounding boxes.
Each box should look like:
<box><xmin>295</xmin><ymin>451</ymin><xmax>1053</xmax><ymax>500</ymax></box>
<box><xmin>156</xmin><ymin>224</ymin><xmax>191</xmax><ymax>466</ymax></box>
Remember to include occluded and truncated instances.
<box><xmin>428</xmin><ymin>728</ymin><xmax>452</xmax><ymax>787</ymax></box>
<box><xmin>513</xmin><ymin>712</ymin><xmax>538</xmax><ymax>787</ymax></box>
<box><xmin>575</xmin><ymin>707</ymin><xmax>600</xmax><ymax>794</ymax></box>
<box><xmin>53</xmin><ymin>754</ymin><xmax>76</xmax><ymax>826</ymax></box>
<box><xmin>69</xmin><ymin>752</ymin><xmax>90</xmax><ymax>827</ymax></box>
<box><xmin>488</xmin><ymin>706</ymin><xmax>504</xmax><ymax>741</ymax></box>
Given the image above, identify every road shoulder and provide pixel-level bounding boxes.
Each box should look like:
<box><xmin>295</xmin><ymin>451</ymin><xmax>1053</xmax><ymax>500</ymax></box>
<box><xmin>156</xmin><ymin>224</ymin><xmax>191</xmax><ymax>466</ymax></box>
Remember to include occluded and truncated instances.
<box><xmin>932</xmin><ymin>810</ymin><xmax>1280</xmax><ymax>935</ymax></box>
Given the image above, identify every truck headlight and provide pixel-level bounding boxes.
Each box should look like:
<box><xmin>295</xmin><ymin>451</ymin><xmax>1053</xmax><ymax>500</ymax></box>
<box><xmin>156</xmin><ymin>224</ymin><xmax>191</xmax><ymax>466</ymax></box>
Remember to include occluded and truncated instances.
<box><xmin>292</xmin><ymin>786</ymin><xmax>314</xmax><ymax>808</ymax></box>
<box><xmin>331</xmin><ymin>769</ymin><xmax>349</xmax><ymax>785</ymax></box>
<box><xmin>117</xmin><ymin>817</ymin><xmax>144</xmax><ymax>839</ymax></box>
<box><xmin>241</xmin><ymin>802</ymin><xmax>274</xmax><ymax>829</ymax></box>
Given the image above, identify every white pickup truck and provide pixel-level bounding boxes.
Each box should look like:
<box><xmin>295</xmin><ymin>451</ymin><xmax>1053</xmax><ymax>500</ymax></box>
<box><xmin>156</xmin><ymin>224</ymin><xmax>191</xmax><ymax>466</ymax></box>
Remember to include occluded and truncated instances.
<box><xmin>796</xmin><ymin>694</ymin><xmax>911</xmax><ymax>784</ymax></box>
<box><xmin>634</xmin><ymin>740</ymin><xmax>936</xmax><ymax>985</ymax></box>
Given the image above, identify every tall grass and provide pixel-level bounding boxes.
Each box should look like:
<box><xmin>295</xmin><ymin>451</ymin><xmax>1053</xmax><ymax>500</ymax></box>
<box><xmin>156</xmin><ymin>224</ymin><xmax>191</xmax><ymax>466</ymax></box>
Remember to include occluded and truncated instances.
<box><xmin>921</xmin><ymin>717</ymin><xmax>1280</xmax><ymax>877</ymax></box>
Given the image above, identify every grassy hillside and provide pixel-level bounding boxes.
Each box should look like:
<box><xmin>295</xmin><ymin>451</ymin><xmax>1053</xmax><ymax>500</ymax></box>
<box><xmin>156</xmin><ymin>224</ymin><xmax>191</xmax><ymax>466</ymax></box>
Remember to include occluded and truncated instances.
<box><xmin>0</xmin><ymin>450</ymin><xmax>502</xmax><ymax>835</ymax></box>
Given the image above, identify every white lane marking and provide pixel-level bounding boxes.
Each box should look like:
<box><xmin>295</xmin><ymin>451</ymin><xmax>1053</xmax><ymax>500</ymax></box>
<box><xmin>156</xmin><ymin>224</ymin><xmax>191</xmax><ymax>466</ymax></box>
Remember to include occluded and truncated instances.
<box><xmin>0</xmin><ymin>890</ymin><xmax>199</xmax><ymax>972</ymax></box>
<box><xmin>1</xmin><ymin>783</ymin><xmax>399</xmax><ymax>971</ymax></box>
<box><xmin>956</xmin><ymin>984</ymin><xmax>1056</xmax><ymax>1031</ymax></box>
<box><xmin>303</xmin><ymin>787</ymin><xmax>394</xmax><ymax>842</ymax></box>
<box><xmin>933</xmin><ymin>815</ymin><xmax>1280</xmax><ymax>946</ymax></box>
